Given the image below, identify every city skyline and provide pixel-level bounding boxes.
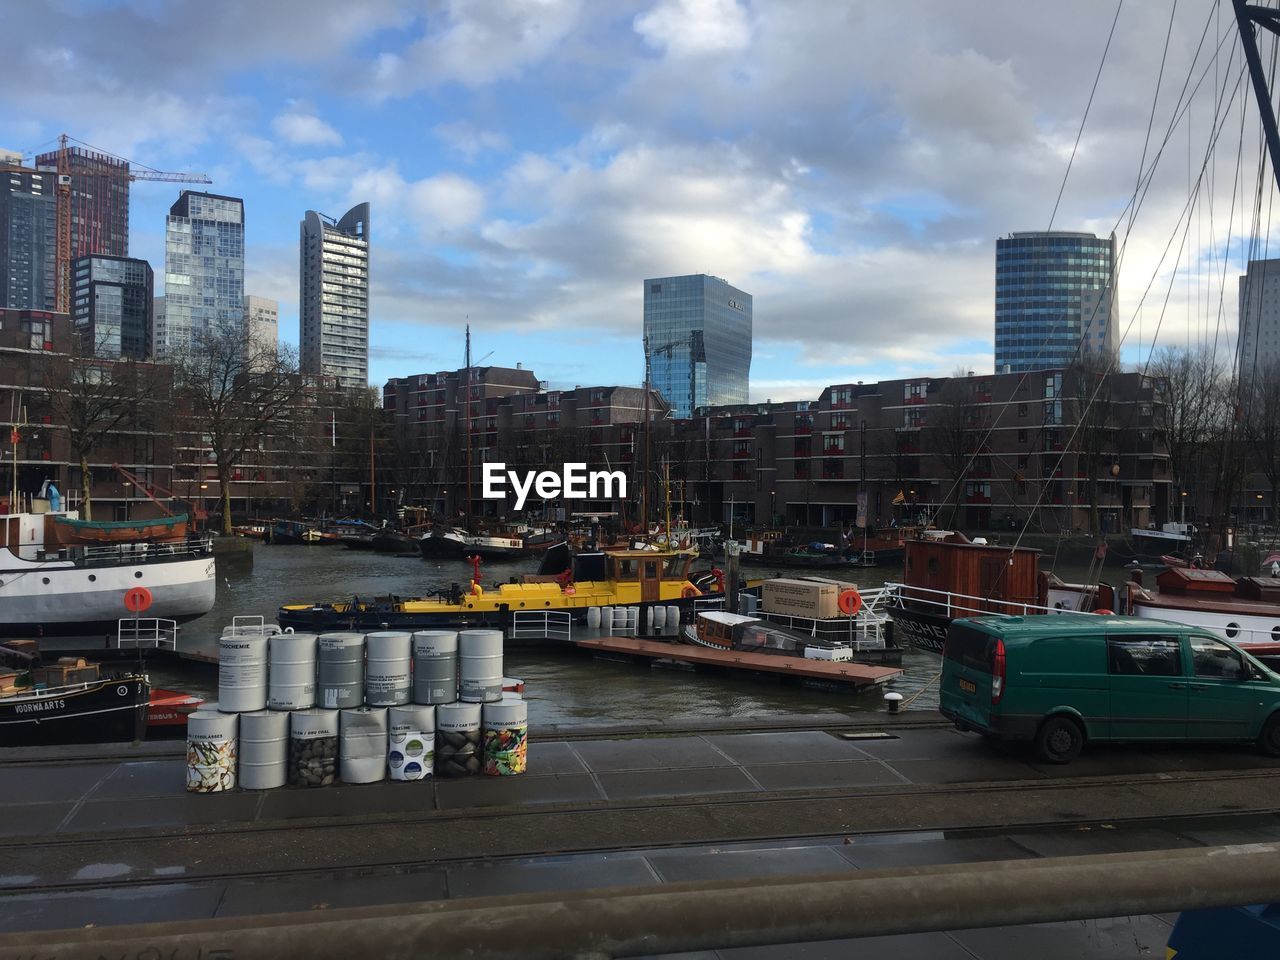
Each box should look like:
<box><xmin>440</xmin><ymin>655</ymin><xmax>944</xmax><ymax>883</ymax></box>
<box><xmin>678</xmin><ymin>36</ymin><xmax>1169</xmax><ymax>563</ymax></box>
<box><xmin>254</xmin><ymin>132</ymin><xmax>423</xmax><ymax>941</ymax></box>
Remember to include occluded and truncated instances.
<box><xmin>0</xmin><ymin>2</ymin><xmax>1272</xmax><ymax>397</ymax></box>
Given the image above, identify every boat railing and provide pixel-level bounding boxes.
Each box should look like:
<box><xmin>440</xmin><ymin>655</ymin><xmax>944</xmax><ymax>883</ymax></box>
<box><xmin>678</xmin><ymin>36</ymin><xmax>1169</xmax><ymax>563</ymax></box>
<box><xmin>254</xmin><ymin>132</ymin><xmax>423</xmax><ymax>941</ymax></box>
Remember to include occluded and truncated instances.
<box><xmin>79</xmin><ymin>537</ymin><xmax>214</xmax><ymax>566</ymax></box>
<box><xmin>510</xmin><ymin>610</ymin><xmax>573</xmax><ymax>643</ymax></box>
<box><xmin>116</xmin><ymin>617</ymin><xmax>178</xmax><ymax>651</ymax></box>
<box><xmin>223</xmin><ymin>615</ymin><xmax>281</xmax><ymax>639</ymax></box>
<box><xmin>693</xmin><ymin>596</ymin><xmax>727</xmax><ymax>616</ymax></box>
<box><xmin>883</xmin><ymin>582</ymin><xmax>1066</xmax><ymax>619</ymax></box>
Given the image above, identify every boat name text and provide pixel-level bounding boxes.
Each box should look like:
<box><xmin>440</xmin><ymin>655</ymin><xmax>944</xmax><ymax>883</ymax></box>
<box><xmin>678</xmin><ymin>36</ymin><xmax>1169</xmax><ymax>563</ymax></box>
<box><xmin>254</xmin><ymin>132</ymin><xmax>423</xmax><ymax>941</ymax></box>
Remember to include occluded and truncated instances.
<box><xmin>15</xmin><ymin>699</ymin><xmax>66</xmax><ymax>713</ymax></box>
<box><xmin>482</xmin><ymin>463</ymin><xmax>626</xmax><ymax>510</ymax></box>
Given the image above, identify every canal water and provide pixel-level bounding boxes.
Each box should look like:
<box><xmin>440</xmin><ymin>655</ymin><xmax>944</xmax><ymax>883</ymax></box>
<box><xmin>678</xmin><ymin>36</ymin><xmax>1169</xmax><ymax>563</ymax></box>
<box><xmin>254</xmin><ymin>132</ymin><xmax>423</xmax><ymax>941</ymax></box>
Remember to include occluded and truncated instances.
<box><xmin>148</xmin><ymin>544</ymin><xmax>1101</xmax><ymax>726</ymax></box>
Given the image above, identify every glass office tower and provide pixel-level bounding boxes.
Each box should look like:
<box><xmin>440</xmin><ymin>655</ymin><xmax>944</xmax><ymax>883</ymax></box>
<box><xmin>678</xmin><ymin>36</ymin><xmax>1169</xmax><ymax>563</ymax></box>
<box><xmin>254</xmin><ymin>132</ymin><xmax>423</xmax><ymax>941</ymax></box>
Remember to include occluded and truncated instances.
<box><xmin>643</xmin><ymin>274</ymin><xmax>751</xmax><ymax>417</ymax></box>
<box><xmin>159</xmin><ymin>191</ymin><xmax>245</xmax><ymax>357</ymax></box>
<box><xmin>994</xmin><ymin>231</ymin><xmax>1117</xmax><ymax>374</ymax></box>
<box><xmin>72</xmin><ymin>255</ymin><xmax>153</xmax><ymax>359</ymax></box>
<box><xmin>0</xmin><ymin>161</ymin><xmax>57</xmax><ymax>310</ymax></box>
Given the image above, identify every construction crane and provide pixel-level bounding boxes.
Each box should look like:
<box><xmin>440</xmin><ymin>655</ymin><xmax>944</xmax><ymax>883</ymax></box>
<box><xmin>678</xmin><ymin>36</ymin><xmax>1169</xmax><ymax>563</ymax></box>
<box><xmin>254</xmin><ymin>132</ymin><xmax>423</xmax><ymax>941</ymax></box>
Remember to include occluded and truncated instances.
<box><xmin>22</xmin><ymin>134</ymin><xmax>212</xmax><ymax>312</ymax></box>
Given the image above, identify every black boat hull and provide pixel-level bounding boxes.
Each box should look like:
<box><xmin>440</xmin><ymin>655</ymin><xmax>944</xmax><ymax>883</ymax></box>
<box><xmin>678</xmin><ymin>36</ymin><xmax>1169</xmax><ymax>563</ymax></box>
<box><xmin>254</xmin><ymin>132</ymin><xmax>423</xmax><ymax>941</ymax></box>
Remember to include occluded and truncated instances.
<box><xmin>419</xmin><ymin>535</ymin><xmax>466</xmax><ymax>559</ymax></box>
<box><xmin>887</xmin><ymin>605</ymin><xmax>950</xmax><ymax>654</ymax></box>
<box><xmin>739</xmin><ymin>553</ymin><xmax>849</xmax><ymax>570</ymax></box>
<box><xmin>372</xmin><ymin>533</ymin><xmax>416</xmax><ymax>553</ymax></box>
<box><xmin>0</xmin><ymin>676</ymin><xmax>148</xmax><ymax>746</ymax></box>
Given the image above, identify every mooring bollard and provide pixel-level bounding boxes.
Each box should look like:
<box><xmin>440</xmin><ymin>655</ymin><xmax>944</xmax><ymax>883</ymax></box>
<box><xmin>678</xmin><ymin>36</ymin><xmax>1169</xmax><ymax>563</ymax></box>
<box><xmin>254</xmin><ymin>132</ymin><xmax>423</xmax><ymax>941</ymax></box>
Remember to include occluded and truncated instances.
<box><xmin>884</xmin><ymin>691</ymin><xmax>903</xmax><ymax>715</ymax></box>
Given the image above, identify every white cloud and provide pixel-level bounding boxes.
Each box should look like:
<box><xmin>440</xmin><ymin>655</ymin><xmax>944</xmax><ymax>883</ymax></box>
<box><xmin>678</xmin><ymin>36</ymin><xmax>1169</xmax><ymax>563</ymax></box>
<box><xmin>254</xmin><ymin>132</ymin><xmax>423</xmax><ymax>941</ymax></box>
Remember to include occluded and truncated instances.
<box><xmin>272</xmin><ymin>110</ymin><xmax>343</xmax><ymax>148</ymax></box>
<box><xmin>634</xmin><ymin>0</ymin><xmax>750</xmax><ymax>57</ymax></box>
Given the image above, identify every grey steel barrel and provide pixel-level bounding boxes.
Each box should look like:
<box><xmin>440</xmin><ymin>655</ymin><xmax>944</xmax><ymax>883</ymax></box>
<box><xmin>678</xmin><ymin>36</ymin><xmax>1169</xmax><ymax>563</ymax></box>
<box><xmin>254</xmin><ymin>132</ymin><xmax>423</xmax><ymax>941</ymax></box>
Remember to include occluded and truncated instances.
<box><xmin>340</xmin><ymin>706</ymin><xmax>388</xmax><ymax>784</ymax></box>
<box><xmin>318</xmin><ymin>632</ymin><xmax>365</xmax><ymax>710</ymax></box>
<box><xmin>388</xmin><ymin>704</ymin><xmax>435</xmax><ymax>781</ymax></box>
<box><xmin>412</xmin><ymin>630</ymin><xmax>458</xmax><ymax>704</ymax></box>
<box><xmin>238</xmin><ymin>709</ymin><xmax>289</xmax><ymax>790</ymax></box>
<box><xmin>435</xmin><ymin>701</ymin><xmax>482</xmax><ymax>777</ymax></box>
<box><xmin>365</xmin><ymin>631</ymin><xmax>412</xmax><ymax>706</ymax></box>
<box><xmin>268</xmin><ymin>632</ymin><xmax>318</xmax><ymax>710</ymax></box>
<box><xmin>482</xmin><ymin>694</ymin><xmax>528</xmax><ymax>777</ymax></box>
<box><xmin>187</xmin><ymin>709</ymin><xmax>237</xmax><ymax>793</ymax></box>
<box><xmin>458</xmin><ymin>629</ymin><xmax>504</xmax><ymax>703</ymax></box>
<box><xmin>289</xmin><ymin>708</ymin><xmax>338</xmax><ymax>787</ymax></box>
<box><xmin>217</xmin><ymin>631</ymin><xmax>269</xmax><ymax>713</ymax></box>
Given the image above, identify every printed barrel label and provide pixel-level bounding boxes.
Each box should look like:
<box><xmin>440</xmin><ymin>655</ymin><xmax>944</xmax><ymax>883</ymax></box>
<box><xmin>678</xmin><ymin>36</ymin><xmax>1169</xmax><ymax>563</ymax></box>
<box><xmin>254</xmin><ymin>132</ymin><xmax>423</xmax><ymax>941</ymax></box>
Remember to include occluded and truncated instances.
<box><xmin>187</xmin><ymin>736</ymin><xmax>236</xmax><ymax>793</ymax></box>
<box><xmin>483</xmin><ymin>725</ymin><xmax>528</xmax><ymax>776</ymax></box>
<box><xmin>435</xmin><ymin>728</ymin><xmax>482</xmax><ymax>777</ymax></box>
<box><xmin>389</xmin><ymin>730</ymin><xmax>436</xmax><ymax>781</ymax></box>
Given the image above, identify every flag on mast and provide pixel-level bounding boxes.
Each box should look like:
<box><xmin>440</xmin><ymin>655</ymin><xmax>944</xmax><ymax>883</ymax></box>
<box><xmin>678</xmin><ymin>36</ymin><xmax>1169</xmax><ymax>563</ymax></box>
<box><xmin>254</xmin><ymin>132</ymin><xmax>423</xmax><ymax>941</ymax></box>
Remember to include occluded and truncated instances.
<box><xmin>892</xmin><ymin>489</ymin><xmax>906</xmax><ymax>505</ymax></box>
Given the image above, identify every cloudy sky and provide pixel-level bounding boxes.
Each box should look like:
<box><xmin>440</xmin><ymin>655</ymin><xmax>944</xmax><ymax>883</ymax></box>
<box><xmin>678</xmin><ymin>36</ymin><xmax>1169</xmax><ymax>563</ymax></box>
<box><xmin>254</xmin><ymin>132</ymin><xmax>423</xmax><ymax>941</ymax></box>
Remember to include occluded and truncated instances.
<box><xmin>2</xmin><ymin>0</ymin><xmax>1274</xmax><ymax>397</ymax></box>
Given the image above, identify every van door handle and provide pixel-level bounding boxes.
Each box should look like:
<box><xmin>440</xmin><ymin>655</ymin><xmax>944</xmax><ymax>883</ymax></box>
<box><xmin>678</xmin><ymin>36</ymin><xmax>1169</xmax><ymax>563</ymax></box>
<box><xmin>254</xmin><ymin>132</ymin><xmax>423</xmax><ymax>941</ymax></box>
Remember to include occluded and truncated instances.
<box><xmin>1167</xmin><ymin>682</ymin><xmax>1186</xmax><ymax>689</ymax></box>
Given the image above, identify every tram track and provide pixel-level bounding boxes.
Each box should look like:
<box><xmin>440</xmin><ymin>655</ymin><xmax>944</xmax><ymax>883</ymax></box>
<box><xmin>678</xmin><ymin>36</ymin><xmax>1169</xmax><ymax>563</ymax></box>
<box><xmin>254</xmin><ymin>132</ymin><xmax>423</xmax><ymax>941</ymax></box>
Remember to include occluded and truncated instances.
<box><xmin>3</xmin><ymin>764</ymin><xmax>1279</xmax><ymax>899</ymax></box>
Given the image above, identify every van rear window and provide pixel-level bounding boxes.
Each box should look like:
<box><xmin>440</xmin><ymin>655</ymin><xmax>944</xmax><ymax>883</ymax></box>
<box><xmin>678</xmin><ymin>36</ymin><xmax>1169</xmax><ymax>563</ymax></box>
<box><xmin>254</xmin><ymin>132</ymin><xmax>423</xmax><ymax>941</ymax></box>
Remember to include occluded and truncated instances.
<box><xmin>946</xmin><ymin>623</ymin><xmax>997</xmax><ymax>672</ymax></box>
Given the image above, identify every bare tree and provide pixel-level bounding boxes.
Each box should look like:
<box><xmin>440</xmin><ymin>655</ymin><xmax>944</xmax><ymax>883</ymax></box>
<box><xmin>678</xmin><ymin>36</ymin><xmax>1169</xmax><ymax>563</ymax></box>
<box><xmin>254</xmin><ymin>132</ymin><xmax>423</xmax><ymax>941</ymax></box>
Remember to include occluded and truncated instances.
<box><xmin>176</xmin><ymin>326</ymin><xmax>307</xmax><ymax>535</ymax></box>
<box><xmin>1067</xmin><ymin>362</ymin><xmax>1116</xmax><ymax>539</ymax></box>
<box><xmin>44</xmin><ymin>345</ymin><xmax>163</xmax><ymax>520</ymax></box>
<box><xmin>1242</xmin><ymin>360</ymin><xmax>1280</xmax><ymax>523</ymax></box>
<box><xmin>1148</xmin><ymin>346</ymin><xmax>1228</xmax><ymax>514</ymax></box>
<box><xmin>926</xmin><ymin>376</ymin><xmax>976</xmax><ymax>527</ymax></box>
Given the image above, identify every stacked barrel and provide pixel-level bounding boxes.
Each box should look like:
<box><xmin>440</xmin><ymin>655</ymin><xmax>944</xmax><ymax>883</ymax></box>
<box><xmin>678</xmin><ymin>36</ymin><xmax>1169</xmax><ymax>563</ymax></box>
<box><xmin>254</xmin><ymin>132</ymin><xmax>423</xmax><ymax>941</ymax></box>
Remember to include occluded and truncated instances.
<box><xmin>187</xmin><ymin>623</ymin><xmax>529</xmax><ymax>792</ymax></box>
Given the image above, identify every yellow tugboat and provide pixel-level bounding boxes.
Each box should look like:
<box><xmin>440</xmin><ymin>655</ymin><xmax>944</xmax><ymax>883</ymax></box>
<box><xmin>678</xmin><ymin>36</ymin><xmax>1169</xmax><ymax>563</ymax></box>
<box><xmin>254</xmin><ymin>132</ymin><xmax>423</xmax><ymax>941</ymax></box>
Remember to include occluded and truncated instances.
<box><xmin>278</xmin><ymin>545</ymin><xmax>719</xmax><ymax>639</ymax></box>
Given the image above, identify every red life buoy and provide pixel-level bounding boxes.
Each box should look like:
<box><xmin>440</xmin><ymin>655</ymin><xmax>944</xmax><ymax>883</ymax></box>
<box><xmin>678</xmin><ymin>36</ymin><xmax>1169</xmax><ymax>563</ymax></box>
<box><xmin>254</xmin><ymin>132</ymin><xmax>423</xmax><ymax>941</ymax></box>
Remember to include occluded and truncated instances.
<box><xmin>1094</xmin><ymin>608</ymin><xmax>1114</xmax><ymax>615</ymax></box>
<box><xmin>838</xmin><ymin>588</ymin><xmax>862</xmax><ymax>616</ymax></box>
<box><xmin>682</xmin><ymin>585</ymin><xmax>700</xmax><ymax>598</ymax></box>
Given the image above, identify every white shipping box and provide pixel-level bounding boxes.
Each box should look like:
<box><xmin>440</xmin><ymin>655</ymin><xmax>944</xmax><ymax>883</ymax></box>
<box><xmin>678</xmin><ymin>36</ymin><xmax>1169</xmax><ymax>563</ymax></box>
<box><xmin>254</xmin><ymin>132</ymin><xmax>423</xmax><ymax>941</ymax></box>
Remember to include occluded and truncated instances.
<box><xmin>803</xmin><ymin>646</ymin><xmax>854</xmax><ymax>662</ymax></box>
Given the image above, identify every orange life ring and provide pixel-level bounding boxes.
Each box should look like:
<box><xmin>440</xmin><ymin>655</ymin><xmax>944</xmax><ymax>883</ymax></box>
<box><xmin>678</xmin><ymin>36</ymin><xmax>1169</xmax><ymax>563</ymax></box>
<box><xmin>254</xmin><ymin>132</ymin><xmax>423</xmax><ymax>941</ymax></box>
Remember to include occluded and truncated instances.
<box><xmin>1094</xmin><ymin>608</ymin><xmax>1114</xmax><ymax>615</ymax></box>
<box><xmin>838</xmin><ymin>588</ymin><xmax>862</xmax><ymax>616</ymax></box>
<box><xmin>682</xmin><ymin>585</ymin><xmax>700</xmax><ymax>598</ymax></box>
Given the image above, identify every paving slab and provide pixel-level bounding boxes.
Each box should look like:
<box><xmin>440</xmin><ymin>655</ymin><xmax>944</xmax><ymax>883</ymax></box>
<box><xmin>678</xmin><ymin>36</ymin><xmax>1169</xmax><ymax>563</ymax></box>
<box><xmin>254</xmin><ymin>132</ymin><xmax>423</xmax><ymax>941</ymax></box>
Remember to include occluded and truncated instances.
<box><xmin>571</xmin><ymin>737</ymin><xmax>734</xmax><ymax>772</ymax></box>
<box><xmin>646</xmin><ymin>844</ymin><xmax>855</xmax><ymax>884</ymax></box>
<box><xmin>597</xmin><ymin>766</ymin><xmax>759</xmax><ymax>801</ymax></box>
<box><xmin>886</xmin><ymin>755</ymin><xmax>1046</xmax><ymax>785</ymax></box>
<box><xmin>60</xmin><ymin>792</ymin><xmax>260</xmax><ymax>832</ymax></box>
<box><xmin>525</xmin><ymin>740</ymin><xmax>589</xmax><ymax>775</ymax></box>
<box><xmin>435</xmin><ymin>773</ymin><xmax>603</xmax><ymax>809</ymax></box>
<box><xmin>257</xmin><ymin>783</ymin><xmax>433</xmax><ymax>820</ymax></box>
<box><xmin>88</xmin><ymin>759</ymin><xmax>184</xmax><ymax>800</ymax></box>
<box><xmin>1007</xmin><ymin>826</ymin><xmax>1200</xmax><ymax>859</ymax></box>
<box><xmin>0</xmin><ymin>763</ymin><xmax>116</xmax><ymax>805</ymax></box>
<box><xmin>1030</xmin><ymin>743</ymin><xmax>1276</xmax><ymax>779</ymax></box>
<box><xmin>837</xmin><ymin>835</ymin><xmax>1037</xmax><ymax>870</ymax></box>
<box><xmin>445</xmin><ymin>855</ymin><xmax>660</xmax><ymax>899</ymax></box>
<box><xmin>0</xmin><ymin>801</ymin><xmax>76</xmax><ymax>839</ymax></box>
<box><xmin>0</xmin><ymin>883</ymin><xmax>223</xmax><ymax>934</ymax></box>
<box><xmin>845</xmin><ymin>729</ymin><xmax>978</xmax><ymax>760</ymax></box>
<box><xmin>216</xmin><ymin>868</ymin><xmax>449</xmax><ymax>917</ymax></box>
<box><xmin>703</xmin><ymin>731</ymin><xmax>864</xmax><ymax>765</ymax></box>
<box><xmin>743</xmin><ymin>760</ymin><xmax>905</xmax><ymax>791</ymax></box>
<box><xmin>948</xmin><ymin>915</ymin><xmax>1174</xmax><ymax>959</ymax></box>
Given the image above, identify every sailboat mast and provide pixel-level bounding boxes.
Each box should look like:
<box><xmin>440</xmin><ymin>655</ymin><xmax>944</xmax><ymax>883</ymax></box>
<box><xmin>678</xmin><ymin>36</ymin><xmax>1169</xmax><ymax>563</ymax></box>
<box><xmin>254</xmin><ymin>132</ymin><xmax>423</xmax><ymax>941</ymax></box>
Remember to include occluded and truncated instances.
<box><xmin>464</xmin><ymin>324</ymin><xmax>473</xmax><ymax>526</ymax></box>
<box><xmin>641</xmin><ymin>338</ymin><xmax>650</xmax><ymax>530</ymax></box>
<box><xmin>369</xmin><ymin>424</ymin><xmax>376</xmax><ymax>516</ymax></box>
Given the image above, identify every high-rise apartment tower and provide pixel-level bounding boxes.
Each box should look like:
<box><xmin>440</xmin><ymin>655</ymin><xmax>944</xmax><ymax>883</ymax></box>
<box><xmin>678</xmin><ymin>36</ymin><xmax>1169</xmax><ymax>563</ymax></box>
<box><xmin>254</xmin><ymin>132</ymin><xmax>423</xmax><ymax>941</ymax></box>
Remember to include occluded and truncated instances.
<box><xmin>300</xmin><ymin>204</ymin><xmax>369</xmax><ymax>389</ymax></box>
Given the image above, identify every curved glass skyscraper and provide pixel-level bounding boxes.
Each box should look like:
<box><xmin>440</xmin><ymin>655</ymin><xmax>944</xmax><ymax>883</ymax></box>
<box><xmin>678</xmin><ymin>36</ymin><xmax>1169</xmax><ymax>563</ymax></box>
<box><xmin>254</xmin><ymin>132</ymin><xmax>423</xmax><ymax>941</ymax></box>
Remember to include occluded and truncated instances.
<box><xmin>994</xmin><ymin>231</ymin><xmax>1116</xmax><ymax>374</ymax></box>
<box><xmin>300</xmin><ymin>204</ymin><xmax>369</xmax><ymax>388</ymax></box>
<box><xmin>643</xmin><ymin>274</ymin><xmax>751</xmax><ymax>418</ymax></box>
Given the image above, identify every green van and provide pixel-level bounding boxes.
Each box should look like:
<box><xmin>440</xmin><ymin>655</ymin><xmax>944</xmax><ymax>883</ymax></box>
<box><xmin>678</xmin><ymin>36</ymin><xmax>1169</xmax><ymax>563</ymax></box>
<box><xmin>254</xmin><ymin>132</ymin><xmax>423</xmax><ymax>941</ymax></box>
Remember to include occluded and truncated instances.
<box><xmin>938</xmin><ymin>613</ymin><xmax>1280</xmax><ymax>763</ymax></box>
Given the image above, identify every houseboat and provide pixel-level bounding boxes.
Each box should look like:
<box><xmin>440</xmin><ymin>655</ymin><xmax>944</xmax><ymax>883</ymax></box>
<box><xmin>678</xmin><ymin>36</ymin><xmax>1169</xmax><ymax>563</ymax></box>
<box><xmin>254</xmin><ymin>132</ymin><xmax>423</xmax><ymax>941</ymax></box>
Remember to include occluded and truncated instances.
<box><xmin>280</xmin><ymin>547</ymin><xmax>708</xmax><ymax>638</ymax></box>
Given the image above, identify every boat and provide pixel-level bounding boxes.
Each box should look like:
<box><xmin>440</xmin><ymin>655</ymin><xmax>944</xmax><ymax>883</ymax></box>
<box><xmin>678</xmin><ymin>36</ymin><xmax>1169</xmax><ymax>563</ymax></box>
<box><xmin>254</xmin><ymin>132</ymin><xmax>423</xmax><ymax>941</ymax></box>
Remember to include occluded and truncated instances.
<box><xmin>886</xmin><ymin>532</ymin><xmax>1112</xmax><ymax>654</ymax></box>
<box><xmin>280</xmin><ymin>546</ymin><xmax>710</xmax><ymax>637</ymax></box>
<box><xmin>371</xmin><ymin>529</ymin><xmax>419</xmax><ymax>553</ymax></box>
<box><xmin>0</xmin><ymin>672</ymin><xmax>149</xmax><ymax>745</ymax></box>
<box><xmin>50</xmin><ymin>513</ymin><xmax>189</xmax><ymax>546</ymax></box>
<box><xmin>147</xmin><ymin>686</ymin><xmax>205</xmax><ymax>736</ymax></box>
<box><xmin>682</xmin><ymin>608</ymin><xmax>898</xmax><ymax>665</ymax></box>
<box><xmin>419</xmin><ymin>527</ymin><xmax>469</xmax><ymax>559</ymax></box>
<box><xmin>739</xmin><ymin>531</ymin><xmax>849</xmax><ymax>569</ymax></box>
<box><xmin>340</xmin><ymin>533</ymin><xmax>376</xmax><ymax>550</ymax></box>
<box><xmin>267</xmin><ymin>519</ymin><xmax>331</xmax><ymax>545</ymax></box>
<box><xmin>0</xmin><ymin>508</ymin><xmax>216</xmax><ymax>642</ymax></box>
<box><xmin>464</xmin><ymin>531</ymin><xmax>531</xmax><ymax>562</ymax></box>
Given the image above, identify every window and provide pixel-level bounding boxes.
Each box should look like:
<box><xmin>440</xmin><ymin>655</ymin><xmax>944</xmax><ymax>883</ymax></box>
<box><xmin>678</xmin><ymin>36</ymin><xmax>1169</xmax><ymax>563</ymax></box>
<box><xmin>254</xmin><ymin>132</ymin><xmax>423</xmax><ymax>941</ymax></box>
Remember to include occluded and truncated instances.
<box><xmin>1018</xmin><ymin>403</ymin><xmax>1027</xmax><ymax>417</ymax></box>
<box><xmin>1107</xmin><ymin>635</ymin><xmax>1181</xmax><ymax>676</ymax></box>
<box><xmin>1190</xmin><ymin>636</ymin><xmax>1247</xmax><ymax>680</ymax></box>
<box><xmin>1018</xmin><ymin>429</ymin><xmax>1027</xmax><ymax>443</ymax></box>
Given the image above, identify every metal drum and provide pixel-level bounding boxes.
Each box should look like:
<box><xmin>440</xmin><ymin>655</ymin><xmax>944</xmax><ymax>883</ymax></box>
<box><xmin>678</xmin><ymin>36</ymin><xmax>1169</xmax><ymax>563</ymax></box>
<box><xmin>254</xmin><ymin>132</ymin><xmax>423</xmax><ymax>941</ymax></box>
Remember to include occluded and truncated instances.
<box><xmin>388</xmin><ymin>704</ymin><xmax>435</xmax><ymax>782</ymax></box>
<box><xmin>217</xmin><ymin>632</ymin><xmax>269</xmax><ymax>713</ymax></box>
<box><xmin>458</xmin><ymin>629</ymin><xmax>503</xmax><ymax>703</ymax></box>
<box><xmin>482</xmin><ymin>695</ymin><xmax>528</xmax><ymax>777</ymax></box>
<box><xmin>365</xmin><ymin>631</ymin><xmax>411</xmax><ymax>706</ymax></box>
<box><xmin>318</xmin><ymin>632</ymin><xmax>365</xmax><ymax>710</ymax></box>
<box><xmin>340</xmin><ymin>707</ymin><xmax>388</xmax><ymax>784</ymax></box>
<box><xmin>187</xmin><ymin>709</ymin><xmax>237</xmax><ymax>793</ymax></box>
<box><xmin>238</xmin><ymin>710</ymin><xmax>288</xmax><ymax>790</ymax></box>
<box><xmin>412</xmin><ymin>630</ymin><xmax>458</xmax><ymax>704</ymax></box>
<box><xmin>268</xmin><ymin>633</ymin><xmax>318</xmax><ymax>711</ymax></box>
<box><xmin>289</xmin><ymin>708</ymin><xmax>338</xmax><ymax>787</ymax></box>
<box><xmin>435</xmin><ymin>701</ymin><xmax>482</xmax><ymax>777</ymax></box>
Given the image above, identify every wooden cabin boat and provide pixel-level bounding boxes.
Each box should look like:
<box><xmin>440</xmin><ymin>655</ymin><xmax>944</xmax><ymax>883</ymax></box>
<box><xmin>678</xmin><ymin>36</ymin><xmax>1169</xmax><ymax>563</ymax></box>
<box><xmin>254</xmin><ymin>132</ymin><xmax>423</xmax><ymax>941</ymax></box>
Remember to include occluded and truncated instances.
<box><xmin>1</xmin><ymin>671</ymin><xmax>149</xmax><ymax>746</ymax></box>
<box><xmin>50</xmin><ymin>513</ymin><xmax>188</xmax><ymax>546</ymax></box>
<box><xmin>681</xmin><ymin>609</ymin><xmax>900</xmax><ymax>666</ymax></box>
<box><xmin>280</xmin><ymin>547</ymin><xmax>709</xmax><ymax>638</ymax></box>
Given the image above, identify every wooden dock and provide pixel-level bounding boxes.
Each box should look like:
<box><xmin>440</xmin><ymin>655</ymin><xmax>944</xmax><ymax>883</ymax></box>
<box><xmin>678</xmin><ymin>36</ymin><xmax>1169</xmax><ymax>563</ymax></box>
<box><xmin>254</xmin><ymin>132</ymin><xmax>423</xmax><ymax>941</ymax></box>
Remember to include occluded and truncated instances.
<box><xmin>574</xmin><ymin>637</ymin><xmax>902</xmax><ymax>689</ymax></box>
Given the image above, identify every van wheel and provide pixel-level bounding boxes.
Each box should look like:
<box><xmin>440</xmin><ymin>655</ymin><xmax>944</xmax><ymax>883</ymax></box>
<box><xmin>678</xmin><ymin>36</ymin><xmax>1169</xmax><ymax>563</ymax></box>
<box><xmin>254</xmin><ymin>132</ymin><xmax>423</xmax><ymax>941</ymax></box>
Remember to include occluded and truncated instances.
<box><xmin>1258</xmin><ymin>714</ymin><xmax>1280</xmax><ymax>757</ymax></box>
<box><xmin>1035</xmin><ymin>716</ymin><xmax>1084</xmax><ymax>764</ymax></box>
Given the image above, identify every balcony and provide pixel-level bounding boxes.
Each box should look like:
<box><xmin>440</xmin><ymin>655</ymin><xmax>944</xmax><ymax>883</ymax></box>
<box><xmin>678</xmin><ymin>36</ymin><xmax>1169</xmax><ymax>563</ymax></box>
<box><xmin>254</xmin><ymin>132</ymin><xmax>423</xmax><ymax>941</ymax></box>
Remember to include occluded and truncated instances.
<box><xmin>823</xmin><ymin>445</ymin><xmax>845</xmax><ymax>456</ymax></box>
<box><xmin>794</xmin><ymin>422</ymin><xmax>812</xmax><ymax>435</ymax></box>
